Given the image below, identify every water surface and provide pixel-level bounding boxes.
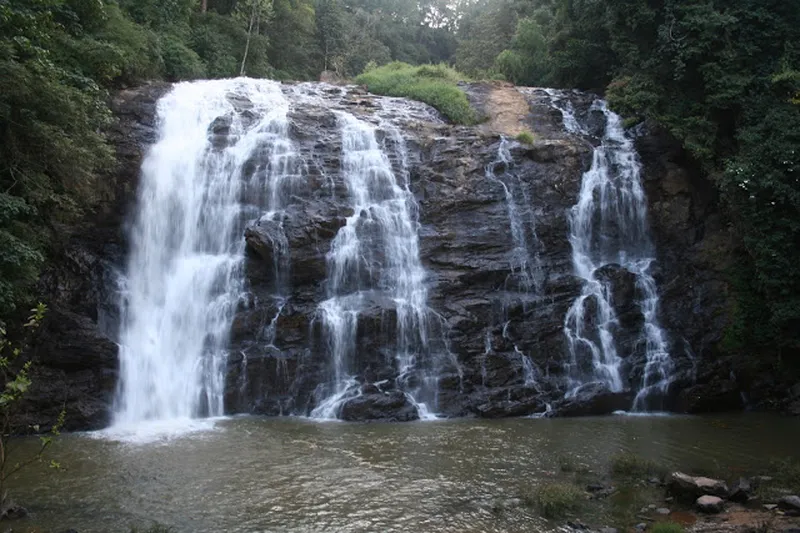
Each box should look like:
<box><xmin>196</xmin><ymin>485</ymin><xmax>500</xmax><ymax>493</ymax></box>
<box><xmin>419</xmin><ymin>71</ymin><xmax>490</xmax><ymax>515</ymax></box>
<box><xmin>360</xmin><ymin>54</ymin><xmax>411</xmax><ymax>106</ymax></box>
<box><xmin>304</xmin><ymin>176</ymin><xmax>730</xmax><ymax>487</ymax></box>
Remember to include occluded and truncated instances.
<box><xmin>11</xmin><ymin>414</ymin><xmax>800</xmax><ymax>533</ymax></box>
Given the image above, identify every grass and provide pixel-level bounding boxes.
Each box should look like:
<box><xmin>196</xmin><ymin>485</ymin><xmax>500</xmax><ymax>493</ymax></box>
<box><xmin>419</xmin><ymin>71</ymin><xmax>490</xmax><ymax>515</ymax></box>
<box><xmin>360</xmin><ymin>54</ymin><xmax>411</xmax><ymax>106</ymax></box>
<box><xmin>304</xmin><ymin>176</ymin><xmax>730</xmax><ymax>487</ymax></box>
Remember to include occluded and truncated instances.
<box><xmin>523</xmin><ymin>482</ymin><xmax>585</xmax><ymax>519</ymax></box>
<box><xmin>754</xmin><ymin>457</ymin><xmax>800</xmax><ymax>501</ymax></box>
<box><xmin>651</xmin><ymin>522</ymin><xmax>685</xmax><ymax>533</ymax></box>
<box><xmin>516</xmin><ymin>130</ymin><xmax>535</xmax><ymax>144</ymax></box>
<box><xmin>355</xmin><ymin>62</ymin><xmax>477</xmax><ymax>125</ymax></box>
<box><xmin>610</xmin><ymin>452</ymin><xmax>669</xmax><ymax>480</ymax></box>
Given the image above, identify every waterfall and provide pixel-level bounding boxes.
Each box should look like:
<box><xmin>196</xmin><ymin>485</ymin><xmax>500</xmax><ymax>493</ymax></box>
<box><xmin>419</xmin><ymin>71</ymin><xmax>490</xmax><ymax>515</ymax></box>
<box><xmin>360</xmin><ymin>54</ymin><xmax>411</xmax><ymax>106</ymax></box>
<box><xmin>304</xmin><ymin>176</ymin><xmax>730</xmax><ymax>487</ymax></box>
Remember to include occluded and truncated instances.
<box><xmin>485</xmin><ymin>138</ymin><xmax>543</xmax><ymax>294</ymax></box>
<box><xmin>113</xmin><ymin>79</ymin><xmax>294</xmax><ymax>431</ymax></box>
<box><xmin>484</xmin><ymin>137</ymin><xmax>545</xmax><ymax>390</ymax></box>
<box><xmin>546</xmin><ymin>91</ymin><xmax>673</xmax><ymax>408</ymax></box>
<box><xmin>311</xmin><ymin>111</ymin><xmax>439</xmax><ymax>419</ymax></box>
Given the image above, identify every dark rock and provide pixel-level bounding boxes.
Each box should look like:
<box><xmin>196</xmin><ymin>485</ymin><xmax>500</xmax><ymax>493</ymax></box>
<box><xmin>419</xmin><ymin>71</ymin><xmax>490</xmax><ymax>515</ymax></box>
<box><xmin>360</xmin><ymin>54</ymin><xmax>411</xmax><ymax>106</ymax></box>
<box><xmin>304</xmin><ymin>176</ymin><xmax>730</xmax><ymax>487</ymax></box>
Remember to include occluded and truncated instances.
<box><xmin>0</xmin><ymin>501</ymin><xmax>28</xmax><ymax>520</ymax></box>
<box><xmin>696</xmin><ymin>495</ymin><xmax>724</xmax><ymax>514</ymax></box>
<box><xmin>340</xmin><ymin>392</ymin><xmax>420</xmax><ymax>422</ymax></box>
<box><xmin>668</xmin><ymin>472</ymin><xmax>729</xmax><ymax>502</ymax></box>
<box><xmin>245</xmin><ymin>219</ymin><xmax>289</xmax><ymax>266</ymax></box>
<box><xmin>551</xmin><ymin>382</ymin><xmax>633</xmax><ymax>417</ymax></box>
<box><xmin>473</xmin><ymin>394</ymin><xmax>545</xmax><ymax>418</ymax></box>
<box><xmin>675</xmin><ymin>380</ymin><xmax>744</xmax><ymax>414</ymax></box>
<box><xmin>729</xmin><ymin>478</ymin><xmax>753</xmax><ymax>503</ymax></box>
<box><xmin>778</xmin><ymin>496</ymin><xmax>800</xmax><ymax>513</ymax></box>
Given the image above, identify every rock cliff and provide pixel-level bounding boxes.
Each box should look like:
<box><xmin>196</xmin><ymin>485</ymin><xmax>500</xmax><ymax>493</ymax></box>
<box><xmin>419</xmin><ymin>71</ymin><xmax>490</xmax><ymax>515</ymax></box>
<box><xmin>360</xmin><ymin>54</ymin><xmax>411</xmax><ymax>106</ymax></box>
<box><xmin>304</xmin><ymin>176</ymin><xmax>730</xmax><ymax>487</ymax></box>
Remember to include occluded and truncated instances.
<box><xmin>22</xmin><ymin>80</ymin><xmax>768</xmax><ymax>430</ymax></box>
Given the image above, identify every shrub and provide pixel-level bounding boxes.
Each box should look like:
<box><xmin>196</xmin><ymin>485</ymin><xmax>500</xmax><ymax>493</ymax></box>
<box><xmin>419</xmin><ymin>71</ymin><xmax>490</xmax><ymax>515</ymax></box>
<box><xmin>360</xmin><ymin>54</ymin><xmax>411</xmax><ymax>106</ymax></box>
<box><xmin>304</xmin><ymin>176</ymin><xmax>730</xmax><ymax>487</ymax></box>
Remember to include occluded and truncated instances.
<box><xmin>524</xmin><ymin>482</ymin><xmax>585</xmax><ymax>519</ymax></box>
<box><xmin>356</xmin><ymin>62</ymin><xmax>477</xmax><ymax>125</ymax></box>
<box><xmin>160</xmin><ymin>34</ymin><xmax>206</xmax><ymax>81</ymax></box>
<box><xmin>516</xmin><ymin>131</ymin><xmax>535</xmax><ymax>144</ymax></box>
<box><xmin>610</xmin><ymin>453</ymin><xmax>668</xmax><ymax>479</ymax></box>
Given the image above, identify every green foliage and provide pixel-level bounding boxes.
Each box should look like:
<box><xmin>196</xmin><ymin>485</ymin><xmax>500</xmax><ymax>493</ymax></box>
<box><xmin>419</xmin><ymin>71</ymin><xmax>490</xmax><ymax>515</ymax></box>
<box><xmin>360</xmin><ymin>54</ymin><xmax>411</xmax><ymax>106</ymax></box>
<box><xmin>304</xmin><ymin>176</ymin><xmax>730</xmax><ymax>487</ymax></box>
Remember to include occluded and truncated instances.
<box><xmin>160</xmin><ymin>33</ymin><xmax>206</xmax><ymax>80</ymax></box>
<box><xmin>0</xmin><ymin>304</ymin><xmax>62</xmax><ymax>507</ymax></box>
<box><xmin>523</xmin><ymin>482</ymin><xmax>584</xmax><ymax>519</ymax></box>
<box><xmin>356</xmin><ymin>62</ymin><xmax>476</xmax><ymax>124</ymax></box>
<box><xmin>0</xmin><ymin>0</ymin><xmax>115</xmax><ymax>317</ymax></box>
<box><xmin>515</xmin><ymin>131</ymin><xmax>535</xmax><ymax>145</ymax></box>
<box><xmin>610</xmin><ymin>453</ymin><xmax>668</xmax><ymax>479</ymax></box>
<box><xmin>651</xmin><ymin>523</ymin><xmax>685</xmax><ymax>533</ymax></box>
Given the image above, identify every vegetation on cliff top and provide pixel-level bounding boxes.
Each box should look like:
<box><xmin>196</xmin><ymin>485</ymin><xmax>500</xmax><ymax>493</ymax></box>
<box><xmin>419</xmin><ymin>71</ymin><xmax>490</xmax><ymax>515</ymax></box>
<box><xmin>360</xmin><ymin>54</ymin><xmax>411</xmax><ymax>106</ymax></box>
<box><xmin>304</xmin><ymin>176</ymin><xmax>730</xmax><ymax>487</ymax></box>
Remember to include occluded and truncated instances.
<box><xmin>356</xmin><ymin>62</ymin><xmax>475</xmax><ymax>124</ymax></box>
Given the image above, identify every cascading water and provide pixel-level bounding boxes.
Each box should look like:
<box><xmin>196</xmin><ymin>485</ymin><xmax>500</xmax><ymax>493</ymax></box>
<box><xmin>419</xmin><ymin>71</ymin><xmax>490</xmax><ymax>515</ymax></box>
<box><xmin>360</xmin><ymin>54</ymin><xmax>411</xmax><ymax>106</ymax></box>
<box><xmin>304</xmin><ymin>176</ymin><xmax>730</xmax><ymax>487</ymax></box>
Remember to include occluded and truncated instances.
<box><xmin>311</xmin><ymin>111</ymin><xmax>440</xmax><ymax>419</ymax></box>
<box><xmin>484</xmin><ymin>137</ymin><xmax>545</xmax><ymax>390</ymax></box>
<box><xmin>546</xmin><ymin>91</ymin><xmax>673</xmax><ymax>408</ymax></box>
<box><xmin>113</xmin><ymin>79</ymin><xmax>295</xmax><ymax>433</ymax></box>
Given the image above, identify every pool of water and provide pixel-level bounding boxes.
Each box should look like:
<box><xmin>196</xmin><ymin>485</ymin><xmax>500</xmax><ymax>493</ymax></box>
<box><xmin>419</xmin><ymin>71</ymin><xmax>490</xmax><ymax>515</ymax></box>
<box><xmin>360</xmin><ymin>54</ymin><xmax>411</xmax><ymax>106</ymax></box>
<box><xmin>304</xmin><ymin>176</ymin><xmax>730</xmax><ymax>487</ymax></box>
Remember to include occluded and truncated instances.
<box><xmin>9</xmin><ymin>414</ymin><xmax>800</xmax><ymax>533</ymax></box>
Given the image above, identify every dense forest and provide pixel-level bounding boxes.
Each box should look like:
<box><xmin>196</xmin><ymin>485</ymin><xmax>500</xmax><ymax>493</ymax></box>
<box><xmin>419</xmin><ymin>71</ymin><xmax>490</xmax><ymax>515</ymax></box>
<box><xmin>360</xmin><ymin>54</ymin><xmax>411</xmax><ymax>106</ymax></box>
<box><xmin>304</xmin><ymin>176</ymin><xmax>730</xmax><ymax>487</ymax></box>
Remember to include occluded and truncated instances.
<box><xmin>1</xmin><ymin>0</ymin><xmax>798</xmax><ymax>368</ymax></box>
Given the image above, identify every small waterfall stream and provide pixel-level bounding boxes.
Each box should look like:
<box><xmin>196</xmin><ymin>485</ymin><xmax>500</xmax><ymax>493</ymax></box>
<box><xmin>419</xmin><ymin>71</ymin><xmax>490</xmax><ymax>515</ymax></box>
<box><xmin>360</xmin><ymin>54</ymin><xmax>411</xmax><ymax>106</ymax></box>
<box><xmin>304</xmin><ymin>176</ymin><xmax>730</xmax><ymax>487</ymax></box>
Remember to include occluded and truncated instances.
<box><xmin>546</xmin><ymin>90</ymin><xmax>673</xmax><ymax>408</ymax></box>
<box><xmin>311</xmin><ymin>111</ymin><xmax>440</xmax><ymax>419</ymax></box>
<box><xmin>484</xmin><ymin>137</ymin><xmax>545</xmax><ymax>392</ymax></box>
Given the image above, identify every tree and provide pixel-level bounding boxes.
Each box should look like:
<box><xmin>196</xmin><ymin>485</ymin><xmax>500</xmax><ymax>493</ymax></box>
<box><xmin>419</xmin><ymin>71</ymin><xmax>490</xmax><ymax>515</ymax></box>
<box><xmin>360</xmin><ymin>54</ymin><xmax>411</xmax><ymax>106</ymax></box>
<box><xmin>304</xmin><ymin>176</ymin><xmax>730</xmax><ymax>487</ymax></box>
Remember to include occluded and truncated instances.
<box><xmin>0</xmin><ymin>304</ymin><xmax>62</xmax><ymax>520</ymax></box>
<box><xmin>235</xmin><ymin>0</ymin><xmax>274</xmax><ymax>75</ymax></box>
<box><xmin>315</xmin><ymin>0</ymin><xmax>345</xmax><ymax>72</ymax></box>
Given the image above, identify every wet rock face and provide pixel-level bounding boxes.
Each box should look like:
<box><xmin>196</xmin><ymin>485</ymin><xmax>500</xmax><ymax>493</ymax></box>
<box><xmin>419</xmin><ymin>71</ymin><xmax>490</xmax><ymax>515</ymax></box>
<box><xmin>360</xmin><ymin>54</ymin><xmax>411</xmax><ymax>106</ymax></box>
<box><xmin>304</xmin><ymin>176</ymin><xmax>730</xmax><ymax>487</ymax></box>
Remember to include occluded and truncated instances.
<box><xmin>340</xmin><ymin>392</ymin><xmax>420</xmax><ymax>422</ymax></box>
<box><xmin>25</xmin><ymin>81</ymin><xmax>735</xmax><ymax>428</ymax></box>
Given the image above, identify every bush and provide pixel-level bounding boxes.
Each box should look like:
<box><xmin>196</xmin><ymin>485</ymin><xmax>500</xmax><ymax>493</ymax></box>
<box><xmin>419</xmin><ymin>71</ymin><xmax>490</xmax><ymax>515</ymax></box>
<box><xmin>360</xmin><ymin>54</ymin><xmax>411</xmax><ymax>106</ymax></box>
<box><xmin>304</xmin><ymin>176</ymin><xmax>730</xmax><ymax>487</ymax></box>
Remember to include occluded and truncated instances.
<box><xmin>356</xmin><ymin>62</ymin><xmax>477</xmax><ymax>124</ymax></box>
<box><xmin>610</xmin><ymin>453</ymin><xmax>668</xmax><ymax>479</ymax></box>
<box><xmin>524</xmin><ymin>482</ymin><xmax>585</xmax><ymax>519</ymax></box>
<box><xmin>160</xmin><ymin>34</ymin><xmax>206</xmax><ymax>81</ymax></box>
<box><xmin>651</xmin><ymin>523</ymin><xmax>685</xmax><ymax>533</ymax></box>
<box><xmin>516</xmin><ymin>131</ymin><xmax>535</xmax><ymax>144</ymax></box>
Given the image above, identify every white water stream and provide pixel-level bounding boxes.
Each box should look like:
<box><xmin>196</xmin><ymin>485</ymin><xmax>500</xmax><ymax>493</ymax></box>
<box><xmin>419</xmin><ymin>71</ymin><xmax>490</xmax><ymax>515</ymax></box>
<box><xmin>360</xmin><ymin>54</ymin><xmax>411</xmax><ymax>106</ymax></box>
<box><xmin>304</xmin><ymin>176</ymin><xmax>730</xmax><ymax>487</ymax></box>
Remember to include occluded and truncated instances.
<box><xmin>546</xmin><ymin>91</ymin><xmax>673</xmax><ymax>407</ymax></box>
<box><xmin>113</xmin><ymin>79</ymin><xmax>294</xmax><ymax>436</ymax></box>
<box><xmin>311</xmin><ymin>111</ymin><xmax>440</xmax><ymax>419</ymax></box>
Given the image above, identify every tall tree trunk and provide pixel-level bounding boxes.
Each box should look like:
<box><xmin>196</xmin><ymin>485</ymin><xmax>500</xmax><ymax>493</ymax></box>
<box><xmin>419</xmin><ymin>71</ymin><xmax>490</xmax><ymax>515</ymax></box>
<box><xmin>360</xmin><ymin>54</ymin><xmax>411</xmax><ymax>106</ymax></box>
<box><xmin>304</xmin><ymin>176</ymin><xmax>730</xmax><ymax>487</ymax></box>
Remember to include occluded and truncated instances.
<box><xmin>201</xmin><ymin>0</ymin><xmax>207</xmax><ymax>13</ymax></box>
<box><xmin>240</xmin><ymin>2</ymin><xmax>257</xmax><ymax>76</ymax></box>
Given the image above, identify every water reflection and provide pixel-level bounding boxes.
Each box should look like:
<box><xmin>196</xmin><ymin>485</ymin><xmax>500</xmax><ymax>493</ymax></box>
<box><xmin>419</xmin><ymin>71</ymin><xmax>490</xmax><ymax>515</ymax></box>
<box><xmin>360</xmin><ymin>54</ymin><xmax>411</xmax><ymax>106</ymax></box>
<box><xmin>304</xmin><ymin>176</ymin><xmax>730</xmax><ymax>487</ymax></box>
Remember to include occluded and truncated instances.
<box><xmin>9</xmin><ymin>414</ymin><xmax>800</xmax><ymax>533</ymax></box>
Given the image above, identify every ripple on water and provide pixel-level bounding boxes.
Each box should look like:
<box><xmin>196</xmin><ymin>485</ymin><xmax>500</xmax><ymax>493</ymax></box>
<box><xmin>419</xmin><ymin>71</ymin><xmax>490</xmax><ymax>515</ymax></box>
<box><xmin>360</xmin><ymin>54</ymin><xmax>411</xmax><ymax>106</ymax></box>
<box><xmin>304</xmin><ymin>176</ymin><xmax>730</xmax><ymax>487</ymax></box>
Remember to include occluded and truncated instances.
<box><xmin>9</xmin><ymin>414</ymin><xmax>800</xmax><ymax>533</ymax></box>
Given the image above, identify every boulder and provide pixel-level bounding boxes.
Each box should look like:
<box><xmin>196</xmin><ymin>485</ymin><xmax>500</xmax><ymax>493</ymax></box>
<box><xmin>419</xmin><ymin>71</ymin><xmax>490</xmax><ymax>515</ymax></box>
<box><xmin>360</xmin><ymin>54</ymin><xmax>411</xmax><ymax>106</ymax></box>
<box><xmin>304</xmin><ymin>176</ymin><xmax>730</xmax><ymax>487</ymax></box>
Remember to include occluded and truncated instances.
<box><xmin>551</xmin><ymin>382</ymin><xmax>633</xmax><ymax>417</ymax></box>
<box><xmin>778</xmin><ymin>495</ymin><xmax>800</xmax><ymax>515</ymax></box>
<box><xmin>340</xmin><ymin>392</ymin><xmax>420</xmax><ymax>422</ymax></box>
<box><xmin>667</xmin><ymin>472</ymin><xmax>729</xmax><ymax>502</ymax></box>
<box><xmin>696</xmin><ymin>495</ymin><xmax>724</xmax><ymax>514</ymax></box>
<box><xmin>473</xmin><ymin>396</ymin><xmax>545</xmax><ymax>418</ymax></box>
<box><xmin>729</xmin><ymin>477</ymin><xmax>753</xmax><ymax>503</ymax></box>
